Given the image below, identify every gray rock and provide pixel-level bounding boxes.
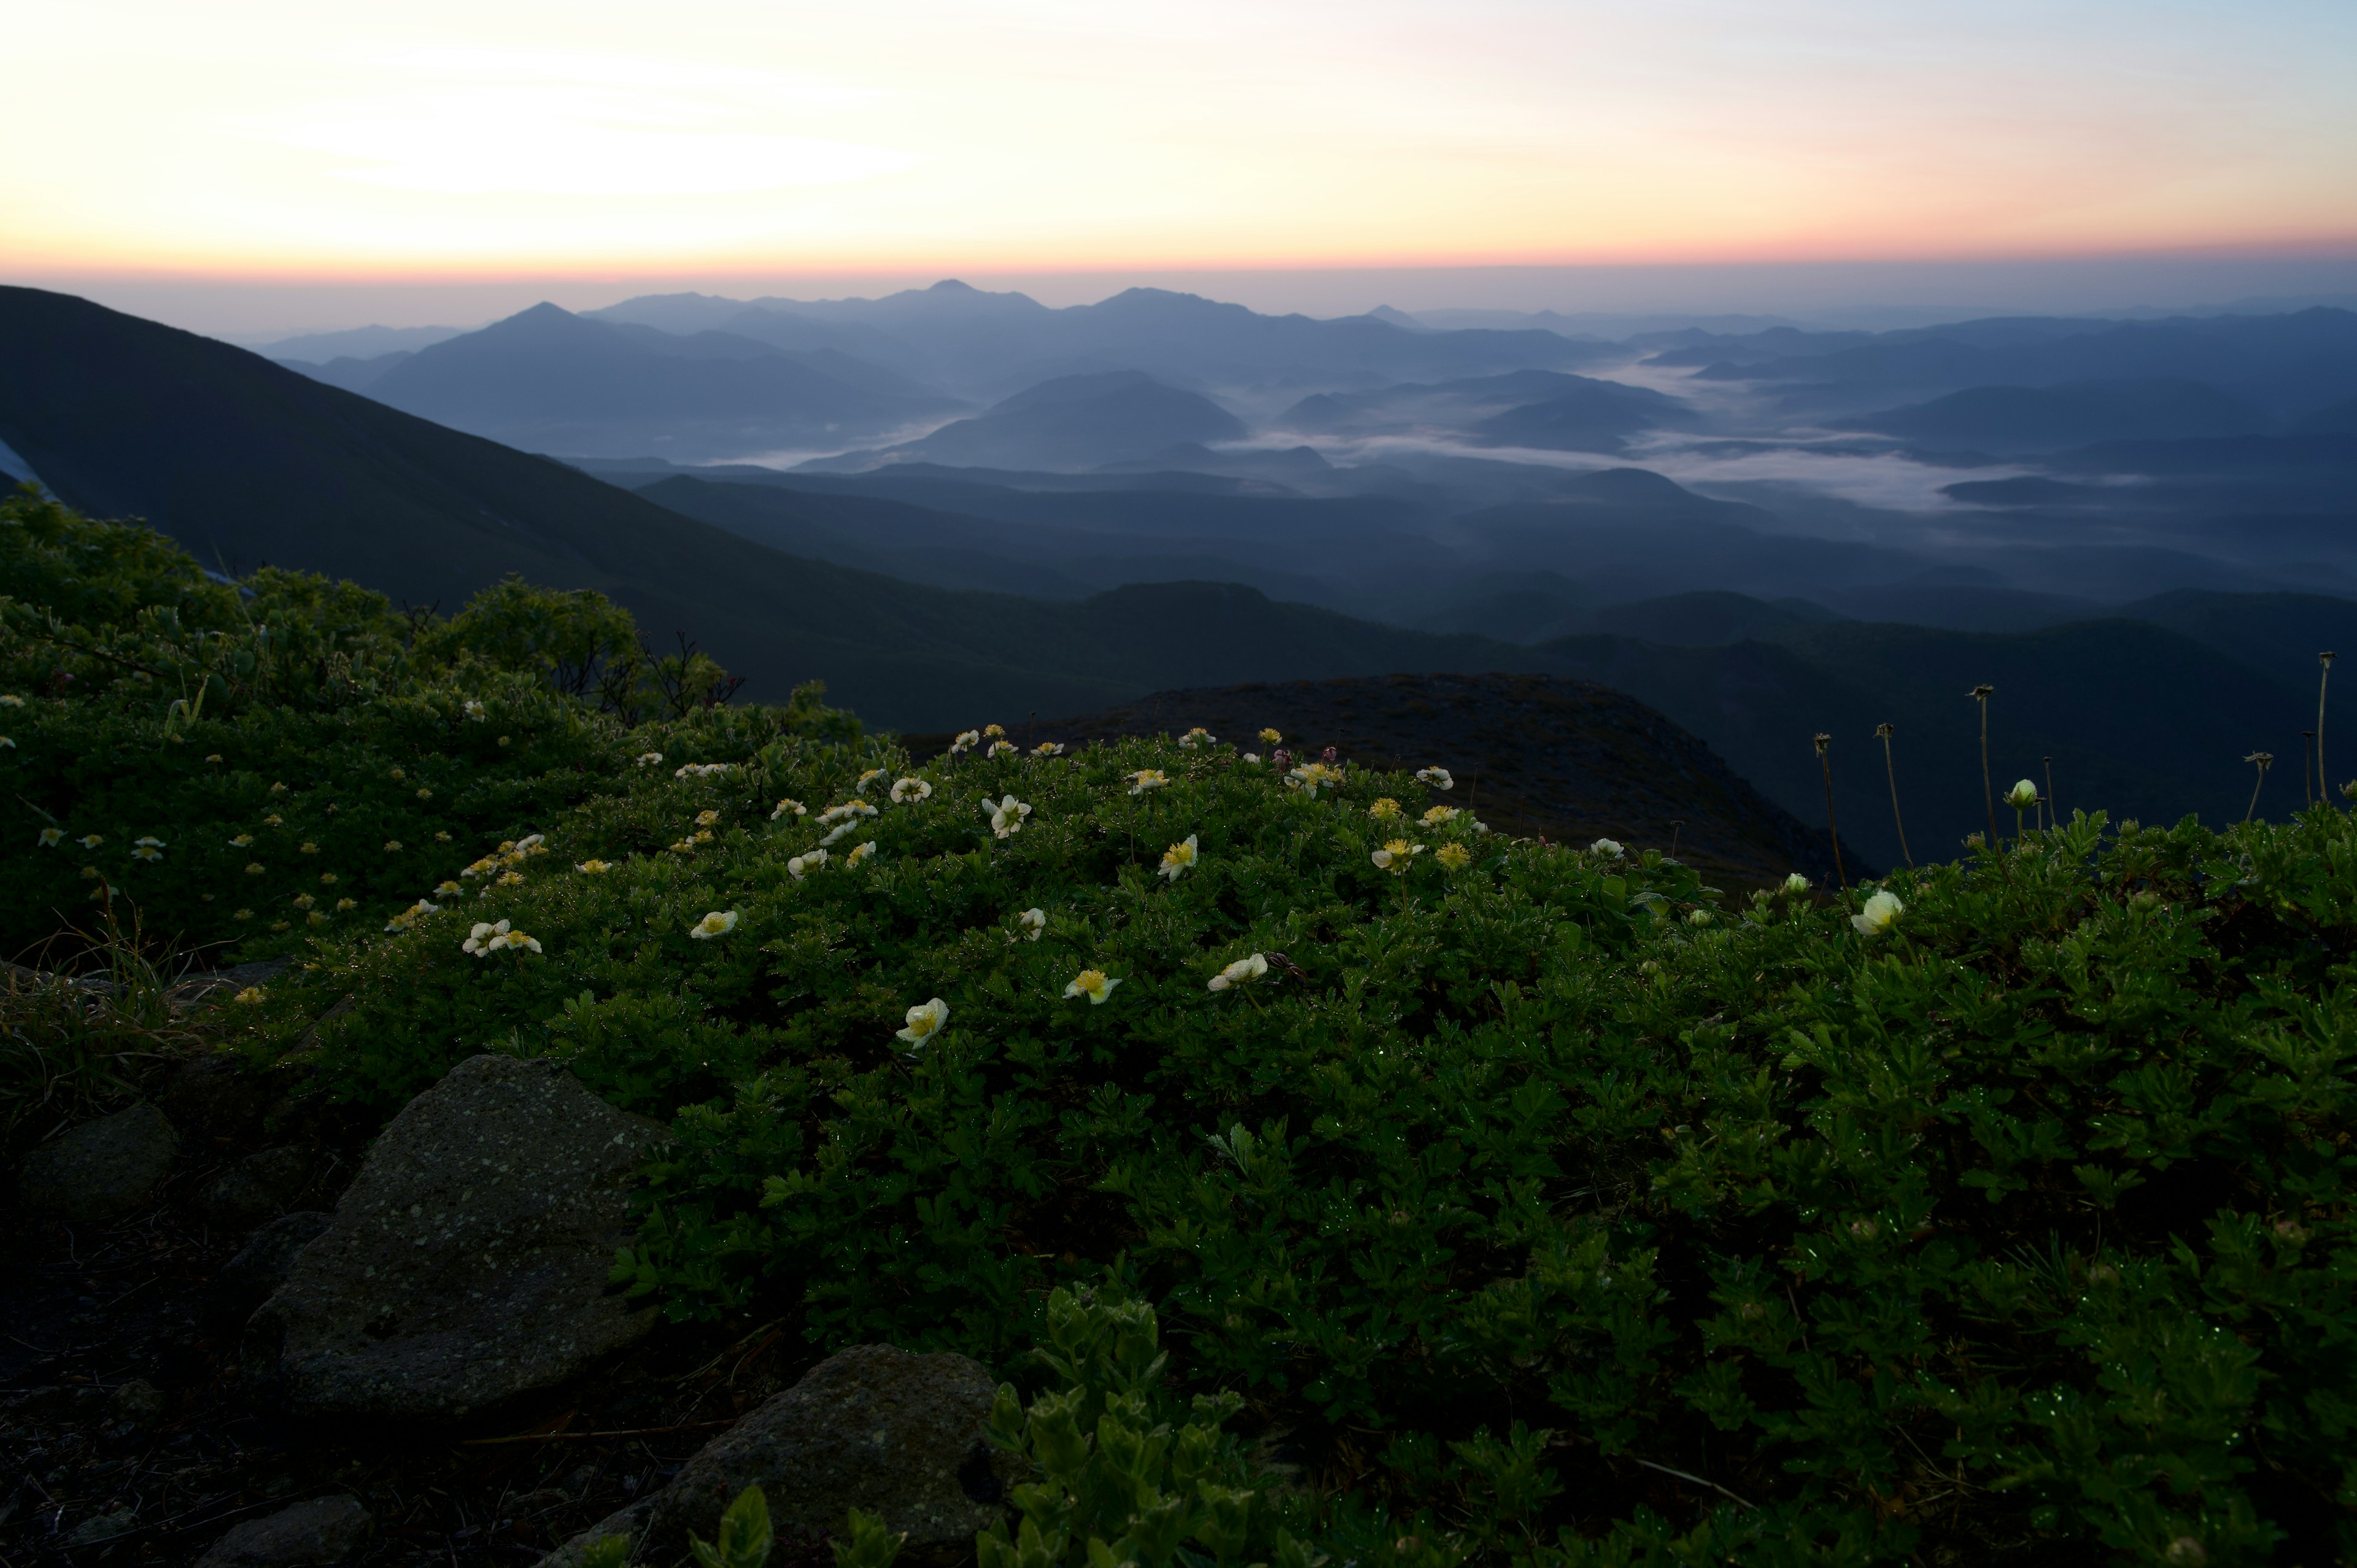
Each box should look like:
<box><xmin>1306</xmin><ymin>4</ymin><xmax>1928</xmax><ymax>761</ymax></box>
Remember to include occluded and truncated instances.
<box><xmin>69</xmin><ymin>1506</ymin><xmax>139</xmax><ymax>1545</ymax></box>
<box><xmin>540</xmin><ymin>1344</ymin><xmax>1015</xmax><ymax>1568</ymax></box>
<box><xmin>18</xmin><ymin>1103</ymin><xmax>177</xmax><ymax>1219</ymax></box>
<box><xmin>244</xmin><ymin>1055</ymin><xmax>667</xmax><ymax>1416</ymax></box>
<box><xmin>203</xmin><ymin>1146</ymin><xmax>314</xmax><ymax>1231</ymax></box>
<box><xmin>196</xmin><ymin>1495</ymin><xmax>371</xmax><ymax>1567</ymax></box>
<box><xmin>110</xmin><ymin>1377</ymin><xmax>166</xmax><ymax>1426</ymax></box>
<box><xmin>206</xmin><ymin>1211</ymin><xmax>333</xmax><ymax>1337</ymax></box>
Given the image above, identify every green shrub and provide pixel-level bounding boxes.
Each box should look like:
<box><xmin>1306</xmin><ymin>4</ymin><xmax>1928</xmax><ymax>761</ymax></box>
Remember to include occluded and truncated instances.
<box><xmin>0</xmin><ymin>486</ymin><xmax>853</xmax><ymax>959</ymax></box>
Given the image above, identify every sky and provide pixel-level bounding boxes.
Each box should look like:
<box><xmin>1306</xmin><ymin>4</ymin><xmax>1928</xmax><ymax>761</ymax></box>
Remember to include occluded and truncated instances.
<box><xmin>10</xmin><ymin>1</ymin><xmax>2357</xmax><ymax>331</ymax></box>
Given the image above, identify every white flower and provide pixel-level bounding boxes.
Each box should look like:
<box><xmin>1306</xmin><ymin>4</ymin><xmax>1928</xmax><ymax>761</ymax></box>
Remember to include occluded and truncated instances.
<box><xmin>1590</xmin><ymin>838</ymin><xmax>1624</xmax><ymax>859</ymax></box>
<box><xmin>890</xmin><ymin>777</ymin><xmax>934</xmax><ymax>804</ymax></box>
<box><xmin>897</xmin><ymin>997</ymin><xmax>950</xmax><ymax>1047</ymax></box>
<box><xmin>844</xmin><ymin>840</ymin><xmax>877</xmax><ymax>867</ymax></box>
<box><xmin>1016</xmin><ymin>907</ymin><xmax>1046</xmax><ymax>941</ymax></box>
<box><xmin>1159</xmin><ymin>833</ymin><xmax>1199</xmax><ymax>881</ymax></box>
<box><xmin>132</xmin><ymin>843</ymin><xmax>163</xmax><ymax>862</ymax></box>
<box><xmin>79</xmin><ymin>833</ymin><xmax>103</xmax><ymax>848</ymax></box>
<box><xmin>1064</xmin><ymin>968</ymin><xmax>1123</xmax><ymax>1005</ymax></box>
<box><xmin>948</xmin><ymin>729</ymin><xmax>981</xmax><ymax>756</ymax></box>
<box><xmin>855</xmin><ymin>767</ymin><xmax>888</xmax><ymax>794</ymax></box>
<box><xmin>463</xmin><ymin>699</ymin><xmax>486</xmax><ymax>719</ymax></box>
<box><xmin>463</xmin><ymin>919</ymin><xmax>508</xmax><ymax>956</ymax></box>
<box><xmin>1242</xmin><ymin>753</ymin><xmax>1261</xmax><ymax>764</ymax></box>
<box><xmin>1421</xmin><ymin>805</ymin><xmax>1458</xmax><ymax>827</ymax></box>
<box><xmin>986</xmin><ymin>740</ymin><xmax>1017</xmax><ymax>759</ymax></box>
<box><xmin>987</xmin><ymin>795</ymin><xmax>1032</xmax><ymax>838</ymax></box>
<box><xmin>1178</xmin><ymin>727</ymin><xmax>1215</xmax><ymax>750</ymax></box>
<box><xmin>2005</xmin><ymin>778</ymin><xmax>2040</xmax><ymax>809</ymax></box>
<box><xmin>635</xmin><ymin>751</ymin><xmax>664</xmax><ymax>767</ymax></box>
<box><xmin>1782</xmin><ymin>873</ymin><xmax>1811</xmax><ymax>895</ymax></box>
<box><xmin>1128</xmin><ymin>769</ymin><xmax>1169</xmax><ymax>795</ymax></box>
<box><xmin>1851</xmin><ymin>890</ymin><xmax>1905</xmax><ymax>938</ymax></box>
<box><xmin>818</xmin><ymin>800</ymin><xmax>878</xmax><ymax>826</ymax></box>
<box><xmin>1417</xmin><ymin>767</ymin><xmax>1455</xmax><ymax>791</ymax></box>
<box><xmin>1032</xmin><ymin>742</ymin><xmax>1064</xmax><ymax>757</ymax></box>
<box><xmin>0</xmin><ymin>694</ymin><xmax>20</xmax><ymax>706</ymax></box>
<box><xmin>515</xmin><ymin>833</ymin><xmax>547</xmax><ymax>855</ymax></box>
<box><xmin>491</xmin><ymin>927</ymin><xmax>543</xmax><ymax>954</ymax></box>
<box><xmin>1371</xmin><ymin>839</ymin><xmax>1424</xmax><ymax>873</ymax></box>
<box><xmin>37</xmin><ymin>827</ymin><xmax>61</xmax><ymax>846</ymax></box>
<box><xmin>688</xmin><ymin>910</ymin><xmax>740</xmax><ymax>939</ymax></box>
<box><xmin>674</xmin><ymin>762</ymin><xmax>733</xmax><ymax>779</ymax></box>
<box><xmin>1286</xmin><ymin>762</ymin><xmax>1342</xmax><ymax>796</ymax></box>
<box><xmin>787</xmin><ymin>848</ymin><xmax>830</xmax><ymax>879</ymax></box>
<box><xmin>772</xmin><ymin>798</ymin><xmax>807</xmax><ymax>820</ymax></box>
<box><xmin>0</xmin><ymin>736</ymin><xmax>15</xmax><ymax>750</ymax></box>
<box><xmin>1207</xmin><ymin>952</ymin><xmax>1268</xmax><ymax>992</ymax></box>
<box><xmin>819</xmin><ymin>821</ymin><xmax>861</xmax><ymax>846</ymax></box>
<box><xmin>577</xmin><ymin>859</ymin><xmax>611</xmax><ymax>873</ymax></box>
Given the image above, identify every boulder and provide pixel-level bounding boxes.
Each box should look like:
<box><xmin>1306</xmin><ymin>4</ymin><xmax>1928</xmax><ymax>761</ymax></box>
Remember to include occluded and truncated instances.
<box><xmin>244</xmin><ymin>1054</ymin><xmax>667</xmax><ymax>1417</ymax></box>
<box><xmin>196</xmin><ymin>1495</ymin><xmax>372</xmax><ymax>1568</ymax></box>
<box><xmin>18</xmin><ymin>1102</ymin><xmax>177</xmax><ymax>1219</ymax></box>
<box><xmin>541</xmin><ymin>1344</ymin><xmax>1015</xmax><ymax>1568</ymax></box>
<box><xmin>206</xmin><ymin>1211</ymin><xmax>333</xmax><ymax>1337</ymax></box>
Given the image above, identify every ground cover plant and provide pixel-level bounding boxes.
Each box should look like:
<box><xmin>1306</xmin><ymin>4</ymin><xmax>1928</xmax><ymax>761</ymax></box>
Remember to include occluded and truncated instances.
<box><xmin>7</xmin><ymin>492</ymin><xmax>2356</xmax><ymax>1566</ymax></box>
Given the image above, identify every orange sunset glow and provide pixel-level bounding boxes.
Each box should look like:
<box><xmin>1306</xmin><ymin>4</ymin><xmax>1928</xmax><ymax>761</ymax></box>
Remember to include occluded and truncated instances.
<box><xmin>12</xmin><ymin>0</ymin><xmax>2357</xmax><ymax>287</ymax></box>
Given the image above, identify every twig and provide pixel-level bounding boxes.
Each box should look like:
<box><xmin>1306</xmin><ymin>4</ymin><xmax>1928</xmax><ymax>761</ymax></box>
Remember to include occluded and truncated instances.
<box><xmin>1630</xmin><ymin>1457</ymin><xmax>1755</xmax><ymax>1512</ymax></box>
<box><xmin>457</xmin><ymin>1419</ymin><xmax>737</xmax><ymax>1447</ymax></box>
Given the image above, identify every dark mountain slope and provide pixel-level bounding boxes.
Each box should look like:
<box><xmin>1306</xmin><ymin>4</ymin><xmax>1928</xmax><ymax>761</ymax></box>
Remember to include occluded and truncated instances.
<box><xmin>1013</xmin><ymin>672</ymin><xmax>1841</xmax><ymax>887</ymax></box>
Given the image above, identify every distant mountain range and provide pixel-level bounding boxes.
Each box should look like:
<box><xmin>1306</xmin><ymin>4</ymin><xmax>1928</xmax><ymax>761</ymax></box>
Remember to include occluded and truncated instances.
<box><xmin>1682</xmin><ymin>307</ymin><xmax>2357</xmax><ymax>417</ymax></box>
<box><xmin>582</xmin><ymin>279</ymin><xmax>1614</xmax><ymax>397</ymax></box>
<box><xmin>1837</xmin><ymin>378</ymin><xmax>2275</xmax><ymax>452</ymax></box>
<box><xmin>275</xmin><ymin>302</ymin><xmax>960</xmax><ymax>460</ymax></box>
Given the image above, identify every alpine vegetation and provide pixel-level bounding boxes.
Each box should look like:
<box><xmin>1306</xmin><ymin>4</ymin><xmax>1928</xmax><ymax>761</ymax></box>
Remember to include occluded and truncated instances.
<box><xmin>8</xmin><ymin>493</ymin><xmax>2357</xmax><ymax>1566</ymax></box>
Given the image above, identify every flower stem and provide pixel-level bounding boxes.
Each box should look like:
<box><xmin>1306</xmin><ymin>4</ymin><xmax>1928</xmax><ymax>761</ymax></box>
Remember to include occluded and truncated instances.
<box><xmin>1876</xmin><ymin>723</ymin><xmax>1911</xmax><ymax>867</ymax></box>
<box><xmin>1972</xmin><ymin>686</ymin><xmax>1997</xmax><ymax>848</ymax></box>
<box><xmin>2320</xmin><ymin>652</ymin><xmax>2337</xmax><ymax>800</ymax></box>
<box><xmin>1813</xmin><ymin>733</ymin><xmax>1847</xmax><ymax>892</ymax></box>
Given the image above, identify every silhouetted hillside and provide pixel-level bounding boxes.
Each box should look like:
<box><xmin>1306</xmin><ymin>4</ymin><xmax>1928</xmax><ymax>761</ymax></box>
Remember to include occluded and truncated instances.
<box><xmin>1005</xmin><ymin>672</ymin><xmax>1846</xmax><ymax>886</ymax></box>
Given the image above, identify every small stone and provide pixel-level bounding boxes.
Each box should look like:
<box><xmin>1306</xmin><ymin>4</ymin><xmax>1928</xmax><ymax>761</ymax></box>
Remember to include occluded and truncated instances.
<box><xmin>69</xmin><ymin>1506</ymin><xmax>138</xmax><ymax>1545</ymax></box>
<box><xmin>158</xmin><ymin>1052</ymin><xmax>279</xmax><ymax>1138</ymax></box>
<box><xmin>202</xmin><ymin>1146</ymin><xmax>314</xmax><ymax>1231</ymax></box>
<box><xmin>206</xmin><ymin>1211</ymin><xmax>333</xmax><ymax>1337</ymax></box>
<box><xmin>18</xmin><ymin>1103</ymin><xmax>177</xmax><ymax>1220</ymax></box>
<box><xmin>196</xmin><ymin>1495</ymin><xmax>372</xmax><ymax>1568</ymax></box>
<box><xmin>245</xmin><ymin>1056</ymin><xmax>667</xmax><ymax>1416</ymax></box>
<box><xmin>110</xmin><ymin>1378</ymin><xmax>166</xmax><ymax>1426</ymax></box>
<box><xmin>540</xmin><ymin>1343</ymin><xmax>1016</xmax><ymax>1568</ymax></box>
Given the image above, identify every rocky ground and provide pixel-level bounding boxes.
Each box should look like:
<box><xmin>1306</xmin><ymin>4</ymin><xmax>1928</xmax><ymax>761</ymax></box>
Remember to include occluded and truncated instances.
<box><xmin>911</xmin><ymin>672</ymin><xmax>1851</xmax><ymax>889</ymax></box>
<box><xmin>2</xmin><ymin>999</ymin><xmax>1000</xmax><ymax>1568</ymax></box>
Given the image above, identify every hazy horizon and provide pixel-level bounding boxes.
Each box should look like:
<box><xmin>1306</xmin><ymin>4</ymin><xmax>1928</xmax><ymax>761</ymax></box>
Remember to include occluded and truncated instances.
<box><xmin>15</xmin><ymin>248</ymin><xmax>2357</xmax><ymax>343</ymax></box>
